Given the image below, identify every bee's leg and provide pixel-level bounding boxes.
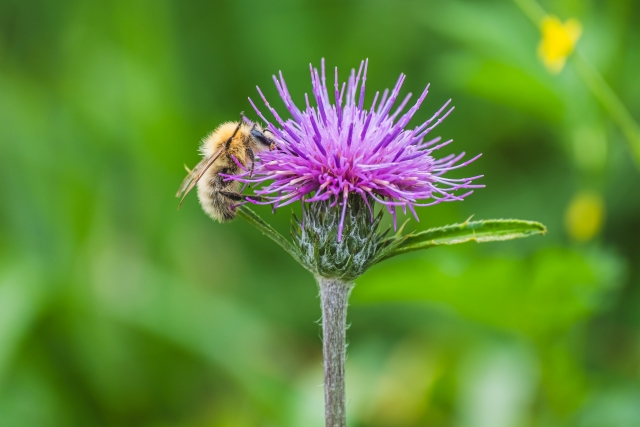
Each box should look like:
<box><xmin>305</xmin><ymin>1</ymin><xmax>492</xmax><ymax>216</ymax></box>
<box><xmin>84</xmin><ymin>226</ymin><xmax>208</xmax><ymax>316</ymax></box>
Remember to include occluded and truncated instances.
<box><xmin>220</xmin><ymin>191</ymin><xmax>264</xmax><ymax>202</ymax></box>
<box><xmin>245</xmin><ymin>145</ymin><xmax>255</xmax><ymax>179</ymax></box>
<box><xmin>219</xmin><ymin>191</ymin><xmax>243</xmax><ymax>201</ymax></box>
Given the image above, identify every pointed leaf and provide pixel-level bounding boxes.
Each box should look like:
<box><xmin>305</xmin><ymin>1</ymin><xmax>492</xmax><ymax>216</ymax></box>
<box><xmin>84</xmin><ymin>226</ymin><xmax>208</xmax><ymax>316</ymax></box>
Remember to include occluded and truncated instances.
<box><xmin>381</xmin><ymin>219</ymin><xmax>546</xmax><ymax>261</ymax></box>
<box><xmin>237</xmin><ymin>206</ymin><xmax>301</xmax><ymax>263</ymax></box>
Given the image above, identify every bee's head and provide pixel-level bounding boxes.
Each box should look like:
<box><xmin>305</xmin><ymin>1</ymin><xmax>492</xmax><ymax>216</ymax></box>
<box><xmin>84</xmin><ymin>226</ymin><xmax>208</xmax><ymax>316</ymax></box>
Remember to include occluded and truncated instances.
<box><xmin>250</xmin><ymin>128</ymin><xmax>276</xmax><ymax>151</ymax></box>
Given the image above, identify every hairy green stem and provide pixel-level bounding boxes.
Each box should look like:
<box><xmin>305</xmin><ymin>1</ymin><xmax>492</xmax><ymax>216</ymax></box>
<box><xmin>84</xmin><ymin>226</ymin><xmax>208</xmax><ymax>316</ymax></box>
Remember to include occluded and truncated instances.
<box><xmin>317</xmin><ymin>276</ymin><xmax>353</xmax><ymax>427</ymax></box>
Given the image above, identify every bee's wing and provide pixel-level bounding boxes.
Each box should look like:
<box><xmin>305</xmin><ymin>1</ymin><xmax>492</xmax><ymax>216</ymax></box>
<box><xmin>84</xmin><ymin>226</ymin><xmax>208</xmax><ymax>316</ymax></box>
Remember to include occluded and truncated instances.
<box><xmin>176</xmin><ymin>147</ymin><xmax>224</xmax><ymax>208</ymax></box>
<box><xmin>176</xmin><ymin>160</ymin><xmax>203</xmax><ymax>198</ymax></box>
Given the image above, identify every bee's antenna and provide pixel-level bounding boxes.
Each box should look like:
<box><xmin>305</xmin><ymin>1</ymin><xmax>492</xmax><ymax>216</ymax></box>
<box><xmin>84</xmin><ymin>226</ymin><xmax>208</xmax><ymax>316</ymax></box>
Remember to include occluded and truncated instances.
<box><xmin>240</xmin><ymin>111</ymin><xmax>257</xmax><ymax>128</ymax></box>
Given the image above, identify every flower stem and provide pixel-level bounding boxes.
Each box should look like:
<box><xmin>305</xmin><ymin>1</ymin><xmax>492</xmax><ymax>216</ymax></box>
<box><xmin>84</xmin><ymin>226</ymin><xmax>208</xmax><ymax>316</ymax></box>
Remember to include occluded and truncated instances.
<box><xmin>317</xmin><ymin>276</ymin><xmax>353</xmax><ymax>427</ymax></box>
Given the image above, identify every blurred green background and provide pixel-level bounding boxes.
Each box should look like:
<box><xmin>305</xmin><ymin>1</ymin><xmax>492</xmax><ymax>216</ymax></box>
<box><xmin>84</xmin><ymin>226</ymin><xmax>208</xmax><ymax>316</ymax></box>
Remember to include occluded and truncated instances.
<box><xmin>1</xmin><ymin>0</ymin><xmax>639</xmax><ymax>426</ymax></box>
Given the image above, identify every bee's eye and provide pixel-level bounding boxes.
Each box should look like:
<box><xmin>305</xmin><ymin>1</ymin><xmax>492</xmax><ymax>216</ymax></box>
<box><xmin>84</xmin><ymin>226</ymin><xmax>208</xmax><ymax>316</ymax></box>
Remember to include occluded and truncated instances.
<box><xmin>251</xmin><ymin>129</ymin><xmax>272</xmax><ymax>147</ymax></box>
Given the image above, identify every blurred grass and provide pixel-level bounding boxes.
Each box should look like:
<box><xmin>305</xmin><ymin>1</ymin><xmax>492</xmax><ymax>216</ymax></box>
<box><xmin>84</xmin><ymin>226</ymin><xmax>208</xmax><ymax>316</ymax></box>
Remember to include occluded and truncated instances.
<box><xmin>1</xmin><ymin>0</ymin><xmax>639</xmax><ymax>426</ymax></box>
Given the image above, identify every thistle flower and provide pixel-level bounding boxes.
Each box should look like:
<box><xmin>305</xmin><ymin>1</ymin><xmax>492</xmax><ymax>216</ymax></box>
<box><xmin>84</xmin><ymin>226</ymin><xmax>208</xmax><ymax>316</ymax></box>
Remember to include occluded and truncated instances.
<box><xmin>233</xmin><ymin>60</ymin><xmax>484</xmax><ymax>241</ymax></box>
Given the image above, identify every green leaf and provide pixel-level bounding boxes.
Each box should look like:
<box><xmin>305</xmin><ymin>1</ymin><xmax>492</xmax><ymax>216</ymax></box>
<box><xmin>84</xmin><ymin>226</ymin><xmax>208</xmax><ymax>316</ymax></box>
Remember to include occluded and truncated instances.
<box><xmin>237</xmin><ymin>206</ymin><xmax>301</xmax><ymax>263</ymax></box>
<box><xmin>381</xmin><ymin>219</ymin><xmax>547</xmax><ymax>261</ymax></box>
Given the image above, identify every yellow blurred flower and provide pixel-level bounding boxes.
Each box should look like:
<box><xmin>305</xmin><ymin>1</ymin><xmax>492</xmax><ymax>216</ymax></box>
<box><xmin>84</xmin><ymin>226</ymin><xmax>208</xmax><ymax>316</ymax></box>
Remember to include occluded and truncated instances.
<box><xmin>538</xmin><ymin>15</ymin><xmax>582</xmax><ymax>73</ymax></box>
<box><xmin>564</xmin><ymin>191</ymin><xmax>605</xmax><ymax>242</ymax></box>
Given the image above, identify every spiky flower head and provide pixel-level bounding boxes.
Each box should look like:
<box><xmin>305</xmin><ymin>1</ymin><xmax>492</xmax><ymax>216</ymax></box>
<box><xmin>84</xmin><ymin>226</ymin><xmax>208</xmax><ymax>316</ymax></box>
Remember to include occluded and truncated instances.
<box><xmin>235</xmin><ymin>59</ymin><xmax>483</xmax><ymax>242</ymax></box>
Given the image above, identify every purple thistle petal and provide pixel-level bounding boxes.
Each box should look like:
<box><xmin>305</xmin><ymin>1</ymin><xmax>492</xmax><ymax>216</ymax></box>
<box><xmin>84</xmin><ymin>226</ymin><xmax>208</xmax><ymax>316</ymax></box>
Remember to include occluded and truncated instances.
<box><xmin>337</xmin><ymin>186</ymin><xmax>349</xmax><ymax>241</ymax></box>
<box><xmin>309</xmin><ymin>113</ymin><xmax>327</xmax><ymax>156</ymax></box>
<box><xmin>390</xmin><ymin>91</ymin><xmax>415</xmax><ymax>122</ymax></box>
<box><xmin>256</xmin><ymin>86</ymin><xmax>288</xmax><ymax>129</ymax></box>
<box><xmin>360</xmin><ymin>113</ymin><xmax>373</xmax><ymax>141</ymax></box>
<box><xmin>230</xmin><ymin>154</ymin><xmax>248</xmax><ymax>172</ymax></box>
<box><xmin>358</xmin><ymin>59</ymin><xmax>368</xmax><ymax>111</ymax></box>
<box><xmin>273</xmin><ymin>73</ymin><xmax>302</xmax><ymax>123</ymax></box>
<box><xmin>376</xmin><ymin>74</ymin><xmax>406</xmax><ymax>124</ymax></box>
<box><xmin>378</xmin><ymin>89</ymin><xmax>389</xmax><ymax>114</ymax></box>
<box><xmin>334</xmin><ymin>67</ymin><xmax>343</xmax><ymax>130</ymax></box>
<box><xmin>346</xmin><ymin>123</ymin><xmax>354</xmax><ymax>147</ymax></box>
<box><xmin>311</xmin><ymin>65</ymin><xmax>329</xmax><ymax>126</ymax></box>
<box><xmin>370</xmin><ymin>91</ymin><xmax>380</xmax><ymax>114</ymax></box>
<box><xmin>248</xmin><ymin>97</ymin><xmax>271</xmax><ymax>126</ymax></box>
<box><xmin>414</xmin><ymin>106</ymin><xmax>455</xmax><ymax>141</ymax></box>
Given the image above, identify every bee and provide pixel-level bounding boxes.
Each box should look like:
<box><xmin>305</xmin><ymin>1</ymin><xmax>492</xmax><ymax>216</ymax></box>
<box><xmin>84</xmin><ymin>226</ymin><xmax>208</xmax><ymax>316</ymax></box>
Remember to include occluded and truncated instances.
<box><xmin>176</xmin><ymin>113</ymin><xmax>275</xmax><ymax>222</ymax></box>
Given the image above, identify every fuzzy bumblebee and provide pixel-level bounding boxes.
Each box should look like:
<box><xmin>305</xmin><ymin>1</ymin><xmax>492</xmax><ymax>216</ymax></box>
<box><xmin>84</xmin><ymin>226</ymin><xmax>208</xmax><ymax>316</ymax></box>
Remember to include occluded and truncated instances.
<box><xmin>177</xmin><ymin>116</ymin><xmax>275</xmax><ymax>222</ymax></box>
